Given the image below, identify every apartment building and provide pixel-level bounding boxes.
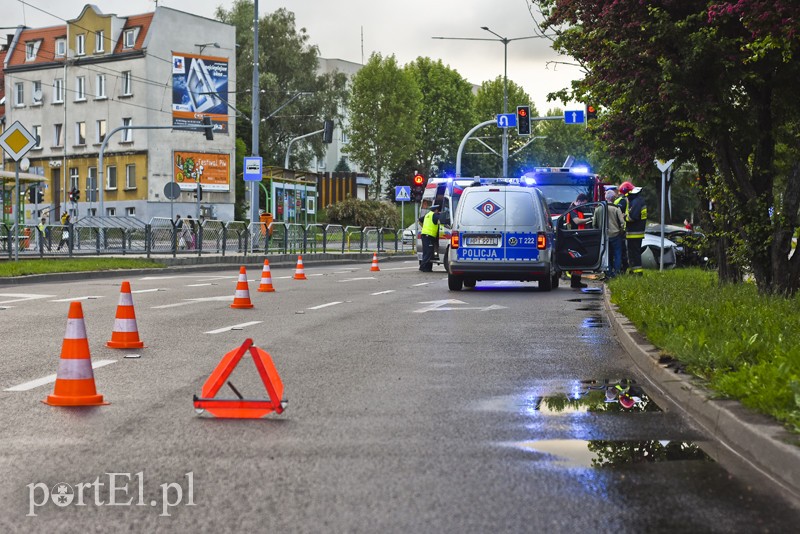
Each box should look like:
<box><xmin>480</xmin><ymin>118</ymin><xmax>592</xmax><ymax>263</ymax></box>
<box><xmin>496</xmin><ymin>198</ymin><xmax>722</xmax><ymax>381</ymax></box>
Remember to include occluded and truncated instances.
<box><xmin>2</xmin><ymin>4</ymin><xmax>236</xmax><ymax>223</ymax></box>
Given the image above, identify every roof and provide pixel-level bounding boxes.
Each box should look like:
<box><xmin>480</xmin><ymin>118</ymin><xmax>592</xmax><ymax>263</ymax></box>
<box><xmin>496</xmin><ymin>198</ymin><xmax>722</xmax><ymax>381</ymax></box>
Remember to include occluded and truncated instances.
<box><xmin>113</xmin><ymin>13</ymin><xmax>153</xmax><ymax>54</ymax></box>
<box><xmin>6</xmin><ymin>25</ymin><xmax>67</xmax><ymax>67</ymax></box>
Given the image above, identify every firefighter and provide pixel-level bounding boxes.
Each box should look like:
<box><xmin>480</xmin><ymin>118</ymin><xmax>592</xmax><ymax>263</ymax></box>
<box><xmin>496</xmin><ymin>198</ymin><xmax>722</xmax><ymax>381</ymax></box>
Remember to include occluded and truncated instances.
<box><xmin>621</xmin><ymin>183</ymin><xmax>647</xmax><ymax>275</ymax></box>
<box><xmin>615</xmin><ymin>182</ymin><xmax>633</xmax><ymax>273</ymax></box>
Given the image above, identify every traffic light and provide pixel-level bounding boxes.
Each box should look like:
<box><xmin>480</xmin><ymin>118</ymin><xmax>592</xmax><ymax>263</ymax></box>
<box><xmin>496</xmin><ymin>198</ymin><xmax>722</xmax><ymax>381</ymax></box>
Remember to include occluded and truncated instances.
<box><xmin>412</xmin><ymin>172</ymin><xmax>425</xmax><ymax>202</ymax></box>
<box><xmin>37</xmin><ymin>188</ymin><xmax>44</xmax><ymax>203</ymax></box>
<box><xmin>195</xmin><ymin>186</ymin><xmax>203</xmax><ymax>201</ymax></box>
<box><xmin>70</xmin><ymin>187</ymin><xmax>80</xmax><ymax>202</ymax></box>
<box><xmin>202</xmin><ymin>116</ymin><xmax>213</xmax><ymax>141</ymax></box>
<box><xmin>517</xmin><ymin>105</ymin><xmax>531</xmax><ymax>135</ymax></box>
<box><xmin>27</xmin><ymin>187</ymin><xmax>36</xmax><ymax>204</ymax></box>
<box><xmin>586</xmin><ymin>105</ymin><xmax>598</xmax><ymax>120</ymax></box>
<box><xmin>322</xmin><ymin>119</ymin><xmax>334</xmax><ymax>144</ymax></box>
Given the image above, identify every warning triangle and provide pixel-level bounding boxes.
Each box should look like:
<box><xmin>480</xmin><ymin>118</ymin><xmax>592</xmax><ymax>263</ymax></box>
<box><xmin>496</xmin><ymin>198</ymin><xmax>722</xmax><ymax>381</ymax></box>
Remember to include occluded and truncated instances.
<box><xmin>193</xmin><ymin>338</ymin><xmax>286</xmax><ymax>418</ymax></box>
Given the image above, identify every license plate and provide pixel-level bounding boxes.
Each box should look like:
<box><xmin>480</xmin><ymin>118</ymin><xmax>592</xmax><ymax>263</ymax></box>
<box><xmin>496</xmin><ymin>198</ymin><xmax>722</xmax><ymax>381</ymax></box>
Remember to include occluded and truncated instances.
<box><xmin>466</xmin><ymin>235</ymin><xmax>499</xmax><ymax>246</ymax></box>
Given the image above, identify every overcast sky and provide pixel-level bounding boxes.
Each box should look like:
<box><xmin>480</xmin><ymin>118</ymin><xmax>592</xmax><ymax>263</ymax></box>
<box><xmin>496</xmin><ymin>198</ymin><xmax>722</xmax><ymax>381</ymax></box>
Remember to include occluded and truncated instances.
<box><xmin>8</xmin><ymin>0</ymin><xmax>584</xmax><ymax>113</ymax></box>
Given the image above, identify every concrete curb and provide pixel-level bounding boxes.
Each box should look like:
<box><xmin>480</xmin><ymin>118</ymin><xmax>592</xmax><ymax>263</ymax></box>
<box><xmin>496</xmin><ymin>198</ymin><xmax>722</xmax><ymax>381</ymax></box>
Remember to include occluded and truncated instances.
<box><xmin>604</xmin><ymin>289</ymin><xmax>800</xmax><ymax>509</ymax></box>
<box><xmin>0</xmin><ymin>252</ymin><xmax>414</xmax><ymax>286</ymax></box>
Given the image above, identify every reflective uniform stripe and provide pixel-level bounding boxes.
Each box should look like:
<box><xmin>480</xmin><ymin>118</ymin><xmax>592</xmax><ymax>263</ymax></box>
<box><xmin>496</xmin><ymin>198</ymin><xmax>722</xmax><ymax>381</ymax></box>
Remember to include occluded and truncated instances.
<box><xmin>421</xmin><ymin>211</ymin><xmax>440</xmax><ymax>237</ymax></box>
<box><xmin>56</xmin><ymin>357</ymin><xmax>95</xmax><ymax>380</ymax></box>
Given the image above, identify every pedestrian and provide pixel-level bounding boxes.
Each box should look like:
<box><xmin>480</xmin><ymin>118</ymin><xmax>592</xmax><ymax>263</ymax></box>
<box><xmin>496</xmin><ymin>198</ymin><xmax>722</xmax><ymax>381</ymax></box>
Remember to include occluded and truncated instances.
<box><xmin>174</xmin><ymin>215</ymin><xmax>186</xmax><ymax>250</ymax></box>
<box><xmin>185</xmin><ymin>214</ymin><xmax>196</xmax><ymax>249</ymax></box>
<box><xmin>418</xmin><ymin>204</ymin><xmax>442</xmax><ymax>272</ymax></box>
<box><xmin>566</xmin><ymin>193</ymin><xmax>592</xmax><ymax>288</ymax></box>
<box><xmin>37</xmin><ymin>217</ymin><xmax>51</xmax><ymax>251</ymax></box>
<box><xmin>596</xmin><ymin>189</ymin><xmax>626</xmax><ymax>278</ymax></box>
<box><xmin>615</xmin><ymin>183</ymin><xmax>631</xmax><ymax>273</ymax></box>
<box><xmin>620</xmin><ymin>182</ymin><xmax>647</xmax><ymax>275</ymax></box>
<box><xmin>684</xmin><ymin>218</ymin><xmax>694</xmax><ymax>232</ymax></box>
<box><xmin>57</xmin><ymin>212</ymin><xmax>70</xmax><ymax>251</ymax></box>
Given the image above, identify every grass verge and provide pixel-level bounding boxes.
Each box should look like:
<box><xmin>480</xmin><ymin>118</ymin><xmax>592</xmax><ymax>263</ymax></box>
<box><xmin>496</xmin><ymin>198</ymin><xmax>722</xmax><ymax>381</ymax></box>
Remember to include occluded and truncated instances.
<box><xmin>609</xmin><ymin>268</ymin><xmax>800</xmax><ymax>434</ymax></box>
<box><xmin>0</xmin><ymin>258</ymin><xmax>166</xmax><ymax>278</ymax></box>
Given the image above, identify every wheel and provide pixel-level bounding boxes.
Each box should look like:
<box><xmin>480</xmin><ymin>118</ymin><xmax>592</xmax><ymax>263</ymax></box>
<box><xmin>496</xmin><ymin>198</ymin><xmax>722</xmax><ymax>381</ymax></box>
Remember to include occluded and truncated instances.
<box><xmin>464</xmin><ymin>279</ymin><xmax>476</xmax><ymax>288</ymax></box>
<box><xmin>551</xmin><ymin>271</ymin><xmax>560</xmax><ymax>289</ymax></box>
<box><xmin>443</xmin><ymin>247</ymin><xmax>451</xmax><ymax>273</ymax></box>
<box><xmin>538</xmin><ymin>274</ymin><xmax>553</xmax><ymax>292</ymax></box>
<box><xmin>448</xmin><ymin>274</ymin><xmax>463</xmax><ymax>291</ymax></box>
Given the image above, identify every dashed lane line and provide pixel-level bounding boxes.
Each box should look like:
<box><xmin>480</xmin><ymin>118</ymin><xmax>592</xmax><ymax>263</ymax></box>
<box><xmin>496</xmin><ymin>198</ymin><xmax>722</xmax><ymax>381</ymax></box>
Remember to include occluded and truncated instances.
<box><xmin>204</xmin><ymin>321</ymin><xmax>263</xmax><ymax>334</ymax></box>
<box><xmin>4</xmin><ymin>360</ymin><xmax>117</xmax><ymax>392</ymax></box>
<box><xmin>307</xmin><ymin>301</ymin><xmax>343</xmax><ymax>310</ymax></box>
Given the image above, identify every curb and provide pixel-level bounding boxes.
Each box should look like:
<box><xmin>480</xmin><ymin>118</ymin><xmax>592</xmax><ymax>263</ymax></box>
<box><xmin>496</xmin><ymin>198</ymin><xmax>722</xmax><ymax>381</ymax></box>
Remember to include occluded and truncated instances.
<box><xmin>604</xmin><ymin>289</ymin><xmax>800</xmax><ymax>509</ymax></box>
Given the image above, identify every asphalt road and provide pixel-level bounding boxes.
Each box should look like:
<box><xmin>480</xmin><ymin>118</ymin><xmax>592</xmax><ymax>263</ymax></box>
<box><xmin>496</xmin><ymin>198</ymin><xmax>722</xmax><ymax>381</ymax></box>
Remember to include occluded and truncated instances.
<box><xmin>1</xmin><ymin>259</ymin><xmax>797</xmax><ymax>532</ymax></box>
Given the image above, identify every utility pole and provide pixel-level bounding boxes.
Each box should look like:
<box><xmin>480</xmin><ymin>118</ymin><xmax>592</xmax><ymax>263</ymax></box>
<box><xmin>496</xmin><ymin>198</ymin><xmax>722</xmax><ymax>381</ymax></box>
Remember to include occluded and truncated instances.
<box><xmin>250</xmin><ymin>0</ymin><xmax>260</xmax><ymax>225</ymax></box>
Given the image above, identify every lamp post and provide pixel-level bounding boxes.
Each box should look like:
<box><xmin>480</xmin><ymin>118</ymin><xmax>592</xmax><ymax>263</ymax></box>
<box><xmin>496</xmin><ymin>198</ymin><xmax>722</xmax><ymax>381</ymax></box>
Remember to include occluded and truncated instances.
<box><xmin>433</xmin><ymin>28</ymin><xmax>540</xmax><ymax>178</ymax></box>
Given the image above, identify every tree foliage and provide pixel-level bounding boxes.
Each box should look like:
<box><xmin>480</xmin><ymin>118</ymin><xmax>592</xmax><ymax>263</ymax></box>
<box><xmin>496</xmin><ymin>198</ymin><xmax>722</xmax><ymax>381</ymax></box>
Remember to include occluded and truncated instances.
<box><xmin>325</xmin><ymin>197</ymin><xmax>400</xmax><ymax>228</ymax></box>
<box><xmin>345</xmin><ymin>53</ymin><xmax>422</xmax><ymax>199</ymax></box>
<box><xmin>534</xmin><ymin>0</ymin><xmax>800</xmax><ymax>295</ymax></box>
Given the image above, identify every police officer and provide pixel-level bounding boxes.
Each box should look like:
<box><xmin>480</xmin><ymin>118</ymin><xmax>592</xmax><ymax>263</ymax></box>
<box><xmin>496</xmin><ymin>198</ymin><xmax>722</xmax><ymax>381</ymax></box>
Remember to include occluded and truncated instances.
<box><xmin>419</xmin><ymin>204</ymin><xmax>442</xmax><ymax>272</ymax></box>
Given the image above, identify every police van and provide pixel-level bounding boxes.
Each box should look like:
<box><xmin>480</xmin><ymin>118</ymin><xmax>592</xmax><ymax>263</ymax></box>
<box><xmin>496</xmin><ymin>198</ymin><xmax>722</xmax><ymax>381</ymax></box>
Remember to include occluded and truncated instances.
<box><xmin>444</xmin><ymin>180</ymin><xmax>608</xmax><ymax>291</ymax></box>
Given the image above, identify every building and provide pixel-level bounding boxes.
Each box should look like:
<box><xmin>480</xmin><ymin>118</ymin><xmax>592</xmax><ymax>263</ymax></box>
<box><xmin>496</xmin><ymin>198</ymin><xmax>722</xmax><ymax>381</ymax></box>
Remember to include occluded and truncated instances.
<box><xmin>2</xmin><ymin>4</ymin><xmax>236</xmax><ymax>224</ymax></box>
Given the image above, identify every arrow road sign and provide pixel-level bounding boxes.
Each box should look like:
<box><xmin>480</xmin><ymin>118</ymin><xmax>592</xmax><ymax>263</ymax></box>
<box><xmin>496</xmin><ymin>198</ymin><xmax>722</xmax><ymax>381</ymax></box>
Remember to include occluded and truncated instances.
<box><xmin>395</xmin><ymin>186</ymin><xmax>411</xmax><ymax>201</ymax></box>
<box><xmin>496</xmin><ymin>114</ymin><xmax>517</xmax><ymax>128</ymax></box>
<box><xmin>563</xmin><ymin>110</ymin><xmax>585</xmax><ymax>124</ymax></box>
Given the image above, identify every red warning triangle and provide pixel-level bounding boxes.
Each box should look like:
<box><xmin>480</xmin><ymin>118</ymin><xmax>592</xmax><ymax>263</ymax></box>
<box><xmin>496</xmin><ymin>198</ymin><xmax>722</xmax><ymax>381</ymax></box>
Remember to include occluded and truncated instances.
<box><xmin>193</xmin><ymin>338</ymin><xmax>286</xmax><ymax>418</ymax></box>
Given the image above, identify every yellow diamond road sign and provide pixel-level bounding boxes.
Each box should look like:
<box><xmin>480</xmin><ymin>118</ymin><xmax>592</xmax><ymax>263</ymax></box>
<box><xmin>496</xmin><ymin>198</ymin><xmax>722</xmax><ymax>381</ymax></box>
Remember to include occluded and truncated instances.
<box><xmin>0</xmin><ymin>121</ymin><xmax>37</xmax><ymax>162</ymax></box>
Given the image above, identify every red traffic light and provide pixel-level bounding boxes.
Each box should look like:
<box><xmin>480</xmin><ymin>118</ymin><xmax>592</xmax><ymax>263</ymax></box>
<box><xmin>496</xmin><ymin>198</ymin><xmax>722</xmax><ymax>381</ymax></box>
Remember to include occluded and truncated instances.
<box><xmin>518</xmin><ymin>107</ymin><xmax>528</xmax><ymax>118</ymax></box>
<box><xmin>413</xmin><ymin>173</ymin><xmax>425</xmax><ymax>186</ymax></box>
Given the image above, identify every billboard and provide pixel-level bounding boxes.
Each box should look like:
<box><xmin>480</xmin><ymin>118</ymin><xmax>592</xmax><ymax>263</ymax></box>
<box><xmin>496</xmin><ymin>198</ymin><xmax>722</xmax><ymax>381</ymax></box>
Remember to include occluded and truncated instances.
<box><xmin>172</xmin><ymin>52</ymin><xmax>229</xmax><ymax>134</ymax></box>
<box><xmin>173</xmin><ymin>151</ymin><xmax>231</xmax><ymax>191</ymax></box>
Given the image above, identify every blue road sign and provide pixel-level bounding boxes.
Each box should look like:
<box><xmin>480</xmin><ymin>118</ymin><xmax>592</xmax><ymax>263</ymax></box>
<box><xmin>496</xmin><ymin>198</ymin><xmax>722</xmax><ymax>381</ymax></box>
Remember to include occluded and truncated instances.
<box><xmin>563</xmin><ymin>110</ymin><xmax>585</xmax><ymax>124</ymax></box>
<box><xmin>496</xmin><ymin>114</ymin><xmax>517</xmax><ymax>128</ymax></box>
<box><xmin>243</xmin><ymin>157</ymin><xmax>262</xmax><ymax>181</ymax></box>
<box><xmin>395</xmin><ymin>186</ymin><xmax>411</xmax><ymax>201</ymax></box>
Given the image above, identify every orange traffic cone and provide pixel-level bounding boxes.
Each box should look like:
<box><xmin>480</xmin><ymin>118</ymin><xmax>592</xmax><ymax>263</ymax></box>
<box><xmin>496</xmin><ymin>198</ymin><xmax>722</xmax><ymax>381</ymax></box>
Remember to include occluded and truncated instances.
<box><xmin>106</xmin><ymin>281</ymin><xmax>145</xmax><ymax>349</ymax></box>
<box><xmin>293</xmin><ymin>255</ymin><xmax>307</xmax><ymax>280</ymax></box>
<box><xmin>44</xmin><ymin>301</ymin><xmax>108</xmax><ymax>406</ymax></box>
<box><xmin>370</xmin><ymin>252</ymin><xmax>380</xmax><ymax>272</ymax></box>
<box><xmin>231</xmin><ymin>266</ymin><xmax>254</xmax><ymax>309</ymax></box>
<box><xmin>258</xmin><ymin>259</ymin><xmax>275</xmax><ymax>292</ymax></box>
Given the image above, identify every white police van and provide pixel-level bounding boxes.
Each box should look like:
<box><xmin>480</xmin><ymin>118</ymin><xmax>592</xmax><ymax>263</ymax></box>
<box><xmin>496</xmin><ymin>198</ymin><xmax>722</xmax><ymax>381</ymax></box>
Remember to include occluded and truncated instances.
<box><xmin>444</xmin><ymin>180</ymin><xmax>608</xmax><ymax>291</ymax></box>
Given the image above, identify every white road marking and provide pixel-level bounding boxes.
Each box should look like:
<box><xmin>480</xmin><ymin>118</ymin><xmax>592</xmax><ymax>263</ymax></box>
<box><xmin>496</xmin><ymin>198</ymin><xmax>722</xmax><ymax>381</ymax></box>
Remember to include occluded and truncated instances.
<box><xmin>0</xmin><ymin>293</ymin><xmax>56</xmax><ymax>304</ymax></box>
<box><xmin>372</xmin><ymin>290</ymin><xmax>396</xmax><ymax>295</ymax></box>
<box><xmin>414</xmin><ymin>299</ymin><xmax>507</xmax><ymax>313</ymax></box>
<box><xmin>332</xmin><ymin>270</ymin><xmax>357</xmax><ymax>274</ymax></box>
<box><xmin>339</xmin><ymin>277</ymin><xmax>376</xmax><ymax>282</ymax></box>
<box><xmin>381</xmin><ymin>266</ymin><xmax>419</xmax><ymax>271</ymax></box>
<box><xmin>132</xmin><ymin>288</ymin><xmax>164</xmax><ymax>294</ymax></box>
<box><xmin>307</xmin><ymin>301</ymin><xmax>342</xmax><ymax>310</ymax></box>
<box><xmin>205</xmin><ymin>321</ymin><xmax>263</xmax><ymax>335</ymax></box>
<box><xmin>151</xmin><ymin>295</ymin><xmax>232</xmax><ymax>309</ymax></box>
<box><xmin>4</xmin><ymin>359</ymin><xmax>117</xmax><ymax>392</ymax></box>
<box><xmin>187</xmin><ymin>283</ymin><xmax>214</xmax><ymax>287</ymax></box>
<box><xmin>413</xmin><ymin>283</ymin><xmax>430</xmax><ymax>287</ymax></box>
<box><xmin>50</xmin><ymin>296</ymin><xmax>104</xmax><ymax>302</ymax></box>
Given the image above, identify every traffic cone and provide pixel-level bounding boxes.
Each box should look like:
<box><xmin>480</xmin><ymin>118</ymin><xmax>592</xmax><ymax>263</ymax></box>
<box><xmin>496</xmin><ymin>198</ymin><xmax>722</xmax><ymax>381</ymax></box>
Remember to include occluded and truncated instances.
<box><xmin>257</xmin><ymin>259</ymin><xmax>276</xmax><ymax>292</ymax></box>
<box><xmin>106</xmin><ymin>281</ymin><xmax>145</xmax><ymax>349</ymax></box>
<box><xmin>370</xmin><ymin>252</ymin><xmax>380</xmax><ymax>272</ymax></box>
<box><xmin>231</xmin><ymin>266</ymin><xmax>254</xmax><ymax>309</ymax></box>
<box><xmin>44</xmin><ymin>301</ymin><xmax>108</xmax><ymax>406</ymax></box>
<box><xmin>293</xmin><ymin>255</ymin><xmax>307</xmax><ymax>280</ymax></box>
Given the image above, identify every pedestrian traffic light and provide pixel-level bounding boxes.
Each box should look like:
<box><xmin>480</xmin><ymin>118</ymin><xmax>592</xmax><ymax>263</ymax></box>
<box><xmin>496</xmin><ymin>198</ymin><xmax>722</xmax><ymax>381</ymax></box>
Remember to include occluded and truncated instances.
<box><xmin>322</xmin><ymin>119</ymin><xmax>334</xmax><ymax>144</ymax></box>
<box><xmin>202</xmin><ymin>116</ymin><xmax>213</xmax><ymax>141</ymax></box>
<box><xmin>37</xmin><ymin>188</ymin><xmax>44</xmax><ymax>203</ymax></box>
<box><xmin>586</xmin><ymin>105</ymin><xmax>598</xmax><ymax>120</ymax></box>
<box><xmin>517</xmin><ymin>105</ymin><xmax>531</xmax><ymax>135</ymax></box>
<box><xmin>412</xmin><ymin>172</ymin><xmax>425</xmax><ymax>202</ymax></box>
<box><xmin>27</xmin><ymin>187</ymin><xmax>36</xmax><ymax>204</ymax></box>
<box><xmin>70</xmin><ymin>187</ymin><xmax>80</xmax><ymax>202</ymax></box>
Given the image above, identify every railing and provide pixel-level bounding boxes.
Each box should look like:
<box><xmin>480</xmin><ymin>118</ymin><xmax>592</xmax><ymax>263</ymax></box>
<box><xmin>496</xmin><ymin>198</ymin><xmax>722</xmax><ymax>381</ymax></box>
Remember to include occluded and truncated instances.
<box><xmin>0</xmin><ymin>219</ymin><xmax>408</xmax><ymax>258</ymax></box>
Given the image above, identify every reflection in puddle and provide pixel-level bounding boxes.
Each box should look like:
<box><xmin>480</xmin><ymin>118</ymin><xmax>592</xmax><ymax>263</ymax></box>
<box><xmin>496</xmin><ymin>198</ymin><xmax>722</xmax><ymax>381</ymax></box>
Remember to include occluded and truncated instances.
<box><xmin>581</xmin><ymin>316</ymin><xmax>606</xmax><ymax>328</ymax></box>
<box><xmin>510</xmin><ymin>439</ymin><xmax>711</xmax><ymax>468</ymax></box>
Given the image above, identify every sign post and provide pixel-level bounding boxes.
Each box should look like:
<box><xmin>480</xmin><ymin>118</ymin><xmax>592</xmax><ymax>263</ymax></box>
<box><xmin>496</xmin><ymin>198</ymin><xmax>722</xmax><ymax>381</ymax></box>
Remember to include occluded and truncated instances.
<box><xmin>655</xmin><ymin>158</ymin><xmax>676</xmax><ymax>271</ymax></box>
<box><xmin>395</xmin><ymin>186</ymin><xmax>411</xmax><ymax>242</ymax></box>
<box><xmin>0</xmin><ymin>121</ymin><xmax>37</xmax><ymax>261</ymax></box>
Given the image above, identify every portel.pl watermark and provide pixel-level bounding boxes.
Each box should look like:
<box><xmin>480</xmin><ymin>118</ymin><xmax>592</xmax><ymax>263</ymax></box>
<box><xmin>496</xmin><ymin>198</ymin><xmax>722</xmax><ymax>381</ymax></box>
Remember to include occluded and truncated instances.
<box><xmin>27</xmin><ymin>472</ymin><xmax>195</xmax><ymax>517</ymax></box>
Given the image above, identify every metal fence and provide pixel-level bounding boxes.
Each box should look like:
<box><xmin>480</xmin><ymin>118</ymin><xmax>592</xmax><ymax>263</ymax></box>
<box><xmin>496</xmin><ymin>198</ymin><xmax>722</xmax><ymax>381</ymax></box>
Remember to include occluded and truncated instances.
<box><xmin>0</xmin><ymin>217</ymin><xmax>410</xmax><ymax>259</ymax></box>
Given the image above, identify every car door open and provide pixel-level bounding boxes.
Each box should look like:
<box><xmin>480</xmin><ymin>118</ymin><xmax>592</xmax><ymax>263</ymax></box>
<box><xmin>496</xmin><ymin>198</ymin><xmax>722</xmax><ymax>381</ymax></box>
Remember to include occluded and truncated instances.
<box><xmin>555</xmin><ymin>201</ymin><xmax>608</xmax><ymax>272</ymax></box>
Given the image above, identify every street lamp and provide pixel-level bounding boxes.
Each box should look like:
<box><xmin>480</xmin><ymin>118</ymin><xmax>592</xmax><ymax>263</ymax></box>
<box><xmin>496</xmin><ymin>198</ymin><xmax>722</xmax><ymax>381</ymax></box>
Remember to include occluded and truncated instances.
<box><xmin>433</xmin><ymin>28</ymin><xmax>540</xmax><ymax>178</ymax></box>
<box><xmin>194</xmin><ymin>42</ymin><xmax>220</xmax><ymax>54</ymax></box>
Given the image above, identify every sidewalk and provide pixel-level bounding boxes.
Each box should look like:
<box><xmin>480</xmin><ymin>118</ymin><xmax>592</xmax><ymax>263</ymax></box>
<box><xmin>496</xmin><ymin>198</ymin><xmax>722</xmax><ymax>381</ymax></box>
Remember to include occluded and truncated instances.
<box><xmin>604</xmin><ymin>289</ymin><xmax>800</xmax><ymax>509</ymax></box>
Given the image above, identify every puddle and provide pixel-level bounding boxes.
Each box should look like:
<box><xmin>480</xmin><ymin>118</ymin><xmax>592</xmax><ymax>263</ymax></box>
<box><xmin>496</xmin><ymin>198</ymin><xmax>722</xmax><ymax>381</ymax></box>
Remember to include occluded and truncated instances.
<box><xmin>509</xmin><ymin>439</ymin><xmax>711</xmax><ymax>468</ymax></box>
<box><xmin>581</xmin><ymin>287</ymin><xmax>603</xmax><ymax>294</ymax></box>
<box><xmin>575</xmin><ymin>306</ymin><xmax>601</xmax><ymax>311</ymax></box>
<box><xmin>581</xmin><ymin>316</ymin><xmax>606</xmax><ymax>328</ymax></box>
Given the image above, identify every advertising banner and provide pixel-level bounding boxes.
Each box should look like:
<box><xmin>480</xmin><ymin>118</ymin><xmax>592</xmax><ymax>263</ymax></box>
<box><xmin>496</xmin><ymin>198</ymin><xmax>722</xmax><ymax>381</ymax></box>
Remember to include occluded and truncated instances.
<box><xmin>173</xmin><ymin>151</ymin><xmax>231</xmax><ymax>191</ymax></box>
<box><xmin>172</xmin><ymin>52</ymin><xmax>229</xmax><ymax>134</ymax></box>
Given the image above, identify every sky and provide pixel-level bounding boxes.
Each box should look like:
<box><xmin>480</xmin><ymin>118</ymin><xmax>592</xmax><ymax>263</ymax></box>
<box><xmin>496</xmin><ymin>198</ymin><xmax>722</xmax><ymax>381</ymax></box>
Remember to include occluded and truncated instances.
<box><xmin>6</xmin><ymin>0</ymin><xmax>584</xmax><ymax>114</ymax></box>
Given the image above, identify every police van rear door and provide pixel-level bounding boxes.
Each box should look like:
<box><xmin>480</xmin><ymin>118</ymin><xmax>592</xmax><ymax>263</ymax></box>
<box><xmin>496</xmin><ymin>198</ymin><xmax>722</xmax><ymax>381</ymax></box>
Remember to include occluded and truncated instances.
<box><xmin>554</xmin><ymin>202</ymin><xmax>608</xmax><ymax>272</ymax></box>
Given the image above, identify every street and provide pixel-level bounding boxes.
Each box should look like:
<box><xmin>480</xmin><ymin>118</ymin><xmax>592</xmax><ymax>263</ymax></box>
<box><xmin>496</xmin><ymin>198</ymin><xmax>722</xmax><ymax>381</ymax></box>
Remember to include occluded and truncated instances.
<box><xmin>0</xmin><ymin>259</ymin><xmax>797</xmax><ymax>532</ymax></box>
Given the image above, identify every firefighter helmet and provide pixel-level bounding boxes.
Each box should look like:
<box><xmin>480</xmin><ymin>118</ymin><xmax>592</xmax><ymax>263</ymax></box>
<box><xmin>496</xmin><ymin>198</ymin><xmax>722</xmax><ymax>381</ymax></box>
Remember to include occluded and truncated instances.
<box><xmin>618</xmin><ymin>181</ymin><xmax>635</xmax><ymax>194</ymax></box>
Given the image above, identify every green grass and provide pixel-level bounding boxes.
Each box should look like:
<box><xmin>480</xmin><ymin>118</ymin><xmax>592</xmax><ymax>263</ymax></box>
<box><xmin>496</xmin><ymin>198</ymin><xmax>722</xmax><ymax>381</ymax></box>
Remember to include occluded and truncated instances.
<box><xmin>609</xmin><ymin>269</ymin><xmax>800</xmax><ymax>433</ymax></box>
<box><xmin>0</xmin><ymin>258</ymin><xmax>166</xmax><ymax>278</ymax></box>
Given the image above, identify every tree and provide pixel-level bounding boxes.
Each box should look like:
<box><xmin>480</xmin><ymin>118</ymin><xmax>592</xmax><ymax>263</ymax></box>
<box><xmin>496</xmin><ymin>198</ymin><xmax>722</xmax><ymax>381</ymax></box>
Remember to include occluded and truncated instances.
<box><xmin>345</xmin><ymin>53</ymin><xmax>422</xmax><ymax>199</ymax></box>
<box><xmin>215</xmin><ymin>2</ymin><xmax>348</xmax><ymax>169</ymax></box>
<box><xmin>527</xmin><ymin>106</ymin><xmax>594</xmax><ymax>169</ymax></box>
<box><xmin>534</xmin><ymin>0</ymin><xmax>800</xmax><ymax>295</ymax></box>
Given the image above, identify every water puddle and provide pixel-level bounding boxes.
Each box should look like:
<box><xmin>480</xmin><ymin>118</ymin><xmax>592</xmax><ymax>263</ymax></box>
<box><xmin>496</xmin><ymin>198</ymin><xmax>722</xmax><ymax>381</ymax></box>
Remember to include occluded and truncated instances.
<box><xmin>581</xmin><ymin>316</ymin><xmax>606</xmax><ymax>328</ymax></box>
<box><xmin>575</xmin><ymin>306</ymin><xmax>601</xmax><ymax>311</ymax></box>
<box><xmin>508</xmin><ymin>439</ymin><xmax>711</xmax><ymax>468</ymax></box>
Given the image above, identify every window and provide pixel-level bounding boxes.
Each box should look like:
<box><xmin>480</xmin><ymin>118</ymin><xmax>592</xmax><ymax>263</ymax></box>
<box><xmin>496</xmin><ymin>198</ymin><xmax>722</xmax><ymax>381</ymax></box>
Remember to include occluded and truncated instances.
<box><xmin>126</xmin><ymin>207</ymin><xmax>135</xmax><ymax>217</ymax></box>
<box><xmin>96</xmin><ymin>120</ymin><xmax>106</xmax><ymax>144</ymax></box>
<box><xmin>125</xmin><ymin>164</ymin><xmax>136</xmax><ymax>189</ymax></box>
<box><xmin>32</xmin><ymin>125</ymin><xmax>42</xmax><ymax>149</ymax></box>
<box><xmin>53</xmin><ymin>124</ymin><xmax>63</xmax><ymax>147</ymax></box>
<box><xmin>121</xmin><ymin>71</ymin><xmax>132</xmax><ymax>96</ymax></box>
<box><xmin>32</xmin><ymin>81</ymin><xmax>42</xmax><ymax>104</ymax></box>
<box><xmin>76</xmin><ymin>34</ymin><xmax>85</xmax><ymax>56</ymax></box>
<box><xmin>25</xmin><ymin>41</ymin><xmax>39</xmax><ymax>61</ymax></box>
<box><xmin>69</xmin><ymin>168</ymin><xmax>80</xmax><ymax>191</ymax></box>
<box><xmin>106</xmin><ymin>165</ymin><xmax>117</xmax><ymax>190</ymax></box>
<box><xmin>87</xmin><ymin>167</ymin><xmax>98</xmax><ymax>202</ymax></box>
<box><xmin>107</xmin><ymin>207</ymin><xmax>117</xmax><ymax>216</ymax></box>
<box><xmin>55</xmin><ymin>38</ymin><xmax>66</xmax><ymax>57</ymax></box>
<box><xmin>96</xmin><ymin>74</ymin><xmax>106</xmax><ymax>98</ymax></box>
<box><xmin>121</xmin><ymin>118</ymin><xmax>132</xmax><ymax>142</ymax></box>
<box><xmin>124</xmin><ymin>30</ymin><xmax>135</xmax><ymax>49</ymax></box>
<box><xmin>75</xmin><ymin>76</ymin><xmax>86</xmax><ymax>101</ymax></box>
<box><xmin>75</xmin><ymin>122</ymin><xmax>86</xmax><ymax>145</ymax></box>
<box><xmin>95</xmin><ymin>30</ymin><xmax>104</xmax><ymax>53</ymax></box>
<box><xmin>53</xmin><ymin>78</ymin><xmax>64</xmax><ymax>103</ymax></box>
<box><xmin>14</xmin><ymin>83</ymin><xmax>24</xmax><ymax>106</ymax></box>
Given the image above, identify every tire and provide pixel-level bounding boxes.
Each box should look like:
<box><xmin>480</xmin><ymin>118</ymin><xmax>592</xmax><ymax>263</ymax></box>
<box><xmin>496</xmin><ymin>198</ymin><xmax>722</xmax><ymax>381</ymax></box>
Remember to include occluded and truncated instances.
<box><xmin>538</xmin><ymin>273</ymin><xmax>553</xmax><ymax>292</ymax></box>
<box><xmin>464</xmin><ymin>279</ymin><xmax>476</xmax><ymax>288</ymax></box>
<box><xmin>551</xmin><ymin>271</ymin><xmax>560</xmax><ymax>289</ymax></box>
<box><xmin>448</xmin><ymin>274</ymin><xmax>463</xmax><ymax>291</ymax></box>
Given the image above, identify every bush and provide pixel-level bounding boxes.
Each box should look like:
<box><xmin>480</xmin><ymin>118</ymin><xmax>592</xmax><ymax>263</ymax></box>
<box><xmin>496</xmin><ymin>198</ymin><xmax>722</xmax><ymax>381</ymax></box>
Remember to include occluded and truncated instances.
<box><xmin>325</xmin><ymin>198</ymin><xmax>400</xmax><ymax>228</ymax></box>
